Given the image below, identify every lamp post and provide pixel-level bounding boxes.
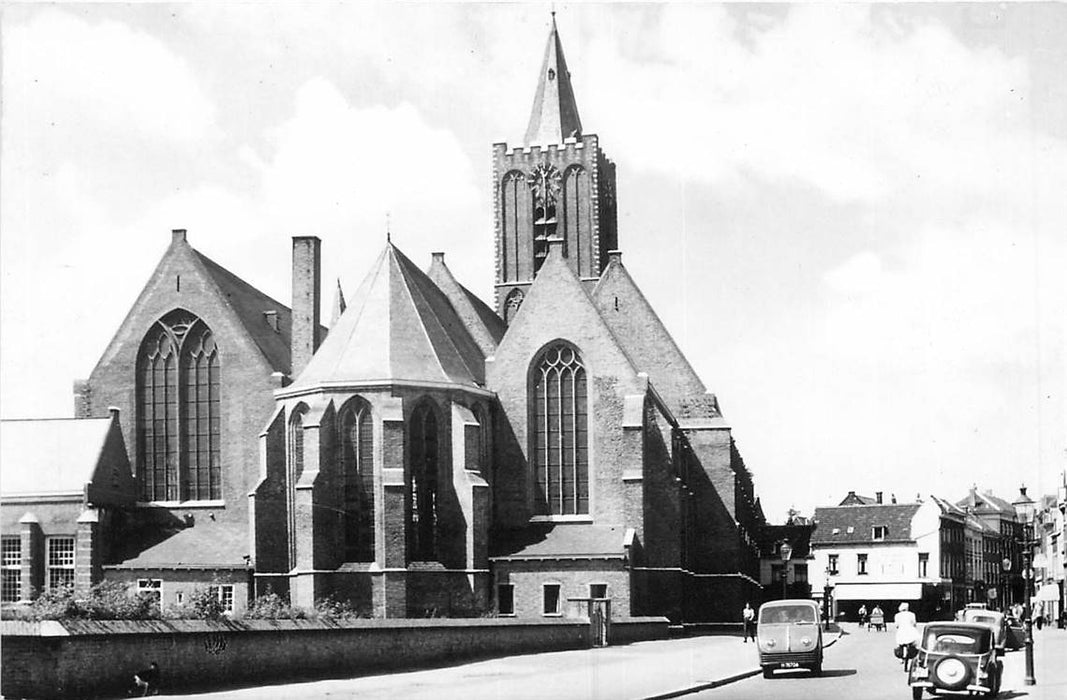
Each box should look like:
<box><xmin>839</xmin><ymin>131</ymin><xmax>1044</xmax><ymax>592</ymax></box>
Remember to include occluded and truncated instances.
<box><xmin>1012</xmin><ymin>485</ymin><xmax>1037</xmax><ymax>686</ymax></box>
<box><xmin>779</xmin><ymin>541</ymin><xmax>793</xmax><ymax>600</ymax></box>
<box><xmin>823</xmin><ymin>567</ymin><xmax>833</xmax><ymax>630</ymax></box>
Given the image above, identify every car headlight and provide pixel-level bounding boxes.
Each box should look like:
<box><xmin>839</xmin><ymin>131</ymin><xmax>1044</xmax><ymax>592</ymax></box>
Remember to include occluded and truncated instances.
<box><xmin>763</xmin><ymin>639</ymin><xmax>776</xmax><ymax>648</ymax></box>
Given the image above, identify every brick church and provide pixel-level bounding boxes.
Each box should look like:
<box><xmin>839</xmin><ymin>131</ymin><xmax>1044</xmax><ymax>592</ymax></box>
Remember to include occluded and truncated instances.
<box><xmin>1</xmin><ymin>18</ymin><xmax>765</xmax><ymax>621</ymax></box>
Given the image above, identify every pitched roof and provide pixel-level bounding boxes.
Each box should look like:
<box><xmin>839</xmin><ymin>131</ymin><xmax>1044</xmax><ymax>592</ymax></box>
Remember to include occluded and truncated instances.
<box><xmin>0</xmin><ymin>417</ymin><xmax>133</xmax><ymax>501</ymax></box>
<box><xmin>591</xmin><ymin>254</ymin><xmax>718</xmax><ymax>420</ymax></box>
<box><xmin>490</xmin><ymin>523</ymin><xmax>627</xmax><ymax>560</ymax></box>
<box><xmin>108</xmin><ymin>512</ymin><xmax>247</xmax><ymax>569</ymax></box>
<box><xmin>286</xmin><ymin>243</ymin><xmax>486</xmax><ymax>391</ymax></box>
<box><xmin>524</xmin><ymin>15</ymin><xmax>583</xmax><ymax>146</ymax></box>
<box><xmin>194</xmin><ymin>250</ymin><xmax>295</xmax><ymax>375</ymax></box>
<box><xmin>957</xmin><ymin>488</ymin><xmax>1016</xmax><ymax>516</ymax></box>
<box><xmin>760</xmin><ymin>524</ymin><xmax>815</xmax><ymax>558</ymax></box>
<box><xmin>839</xmin><ymin>491</ymin><xmax>878</xmax><ymax>506</ymax></box>
<box><xmin>811</xmin><ymin>504</ymin><xmax>921</xmax><ymax>545</ymax></box>
<box><xmin>426</xmin><ymin>252</ymin><xmax>505</xmax><ymax>358</ymax></box>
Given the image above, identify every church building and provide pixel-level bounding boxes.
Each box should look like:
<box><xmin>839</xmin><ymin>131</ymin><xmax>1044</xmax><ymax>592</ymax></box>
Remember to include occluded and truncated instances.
<box><xmin>1</xmin><ymin>18</ymin><xmax>765</xmax><ymax>622</ymax></box>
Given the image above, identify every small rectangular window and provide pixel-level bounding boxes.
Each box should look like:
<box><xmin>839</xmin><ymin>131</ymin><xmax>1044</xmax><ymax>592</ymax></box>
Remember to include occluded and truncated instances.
<box><xmin>137</xmin><ymin>579</ymin><xmax>162</xmax><ymax>604</ymax></box>
<box><xmin>872</xmin><ymin>526</ymin><xmax>888</xmax><ymax>541</ymax></box>
<box><xmin>589</xmin><ymin>583</ymin><xmax>607</xmax><ymax>599</ymax></box>
<box><xmin>497</xmin><ymin>584</ymin><xmax>515</xmax><ymax>616</ymax></box>
<box><xmin>212</xmin><ymin>584</ymin><xmax>235</xmax><ymax>614</ymax></box>
<box><xmin>771</xmin><ymin>563</ymin><xmax>785</xmax><ymax>584</ymax></box>
<box><xmin>1</xmin><ymin>537</ymin><xmax>21</xmax><ymax>602</ymax></box>
<box><xmin>543</xmin><ymin>583</ymin><xmax>561</xmax><ymax>616</ymax></box>
<box><xmin>918</xmin><ymin>553</ymin><xmax>929</xmax><ymax>578</ymax></box>
<box><xmin>175</xmin><ymin>591</ymin><xmax>185</xmax><ymax>605</ymax></box>
<box><xmin>793</xmin><ymin>564</ymin><xmax>808</xmax><ymax>584</ymax></box>
<box><xmin>846</xmin><ymin>526</ymin><xmax>855</xmax><ymax>534</ymax></box>
<box><xmin>857</xmin><ymin>553</ymin><xmax>868</xmax><ymax>575</ymax></box>
<box><xmin>828</xmin><ymin>554</ymin><xmax>839</xmax><ymax>574</ymax></box>
<box><xmin>46</xmin><ymin>537</ymin><xmax>76</xmax><ymax>590</ymax></box>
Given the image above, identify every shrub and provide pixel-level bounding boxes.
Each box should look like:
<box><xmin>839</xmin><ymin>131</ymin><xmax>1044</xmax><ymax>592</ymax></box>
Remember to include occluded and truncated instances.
<box><xmin>5</xmin><ymin>582</ymin><xmax>161</xmax><ymax>621</ymax></box>
<box><xmin>244</xmin><ymin>592</ymin><xmax>307</xmax><ymax>620</ymax></box>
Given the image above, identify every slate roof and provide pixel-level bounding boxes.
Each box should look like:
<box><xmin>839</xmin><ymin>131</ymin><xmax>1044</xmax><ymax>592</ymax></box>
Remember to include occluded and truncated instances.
<box><xmin>426</xmin><ymin>253</ymin><xmax>505</xmax><ymax>358</ymax></box>
<box><xmin>957</xmin><ymin>488</ymin><xmax>1016</xmax><ymax>516</ymax></box>
<box><xmin>286</xmin><ymin>243</ymin><xmax>486</xmax><ymax>391</ymax></box>
<box><xmin>109</xmin><ymin>511</ymin><xmax>247</xmax><ymax>569</ymax></box>
<box><xmin>524</xmin><ymin>15</ymin><xmax>583</xmax><ymax>146</ymax></box>
<box><xmin>1</xmin><ymin>417</ymin><xmax>113</xmax><ymax>497</ymax></box>
<box><xmin>490</xmin><ymin>523</ymin><xmax>628</xmax><ymax>560</ymax></box>
<box><xmin>811</xmin><ymin>504</ymin><xmax>921</xmax><ymax>545</ymax></box>
<box><xmin>760</xmin><ymin>524</ymin><xmax>815</xmax><ymax>558</ymax></box>
<box><xmin>194</xmin><ymin>250</ymin><xmax>295</xmax><ymax>375</ymax></box>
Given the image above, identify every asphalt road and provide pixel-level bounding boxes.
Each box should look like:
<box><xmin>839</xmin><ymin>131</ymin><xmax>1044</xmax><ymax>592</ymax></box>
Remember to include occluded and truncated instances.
<box><xmin>693</xmin><ymin>625</ymin><xmax>1067</xmax><ymax>700</ymax></box>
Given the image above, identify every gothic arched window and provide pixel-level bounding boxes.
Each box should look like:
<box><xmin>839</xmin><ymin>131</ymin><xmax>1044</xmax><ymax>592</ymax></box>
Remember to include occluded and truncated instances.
<box><xmin>500</xmin><ymin>171</ymin><xmax>531</xmax><ymax>282</ymax></box>
<box><xmin>504</xmin><ymin>288</ymin><xmax>525</xmax><ymax>325</ymax></box>
<box><xmin>137</xmin><ymin>310</ymin><xmax>220</xmax><ymax>502</ymax></box>
<box><xmin>286</xmin><ymin>404</ymin><xmax>308</xmax><ymax>568</ymax></box>
<box><xmin>339</xmin><ymin>399</ymin><xmax>375</xmax><ymax>562</ymax></box>
<box><xmin>408</xmin><ymin>401</ymin><xmax>439</xmax><ymax>561</ymax></box>
<box><xmin>532</xmin><ymin>342</ymin><xmax>588</xmax><ymax>515</ymax></box>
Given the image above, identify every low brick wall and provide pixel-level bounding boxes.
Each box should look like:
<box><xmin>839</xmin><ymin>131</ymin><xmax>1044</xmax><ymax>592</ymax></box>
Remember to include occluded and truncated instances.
<box><xmin>1</xmin><ymin>616</ymin><xmax>668</xmax><ymax>699</ymax></box>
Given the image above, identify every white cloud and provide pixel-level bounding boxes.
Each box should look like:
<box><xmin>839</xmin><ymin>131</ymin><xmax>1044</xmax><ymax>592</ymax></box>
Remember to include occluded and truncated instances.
<box><xmin>2</xmin><ymin>9</ymin><xmax>218</xmax><ymax>148</ymax></box>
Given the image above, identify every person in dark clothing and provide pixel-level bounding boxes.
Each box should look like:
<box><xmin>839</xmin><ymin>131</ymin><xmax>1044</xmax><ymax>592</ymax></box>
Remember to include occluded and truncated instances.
<box><xmin>131</xmin><ymin>662</ymin><xmax>159</xmax><ymax>696</ymax></box>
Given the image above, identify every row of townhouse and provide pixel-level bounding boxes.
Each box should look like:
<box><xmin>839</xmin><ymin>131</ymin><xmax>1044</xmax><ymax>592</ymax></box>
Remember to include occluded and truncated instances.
<box><xmin>802</xmin><ymin>488</ymin><xmax>1033</xmax><ymax>622</ymax></box>
<box><xmin>1030</xmin><ymin>473</ymin><xmax>1066</xmax><ymax>625</ymax></box>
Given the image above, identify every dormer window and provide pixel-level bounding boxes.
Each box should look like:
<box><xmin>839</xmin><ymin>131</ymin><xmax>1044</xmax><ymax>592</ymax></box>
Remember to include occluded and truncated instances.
<box><xmin>547</xmin><ymin>68</ymin><xmax>556</xmax><ymax>81</ymax></box>
<box><xmin>846</xmin><ymin>526</ymin><xmax>855</xmax><ymax>534</ymax></box>
<box><xmin>832</xmin><ymin>527</ymin><xmax>840</xmax><ymax>535</ymax></box>
<box><xmin>873</xmin><ymin>526</ymin><xmax>888</xmax><ymax>541</ymax></box>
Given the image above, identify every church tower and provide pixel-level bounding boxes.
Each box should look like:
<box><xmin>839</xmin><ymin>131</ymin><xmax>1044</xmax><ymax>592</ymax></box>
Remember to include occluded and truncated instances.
<box><xmin>492</xmin><ymin>15</ymin><xmax>618</xmax><ymax>322</ymax></box>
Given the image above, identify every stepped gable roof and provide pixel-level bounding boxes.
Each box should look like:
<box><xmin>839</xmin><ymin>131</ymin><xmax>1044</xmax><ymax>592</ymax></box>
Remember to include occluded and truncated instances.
<box><xmin>490</xmin><ymin>523</ymin><xmax>628</xmax><ymax>560</ymax></box>
<box><xmin>524</xmin><ymin>14</ymin><xmax>583</xmax><ymax>146</ymax></box>
<box><xmin>592</xmin><ymin>254</ymin><xmax>717</xmax><ymax>420</ymax></box>
<box><xmin>193</xmin><ymin>250</ymin><xmax>296</xmax><ymax>375</ymax></box>
<box><xmin>0</xmin><ymin>417</ymin><xmax>132</xmax><ymax>501</ymax></box>
<box><xmin>287</xmin><ymin>243</ymin><xmax>485</xmax><ymax>391</ymax></box>
<box><xmin>811</xmin><ymin>503</ymin><xmax>921</xmax><ymax>545</ymax></box>
<box><xmin>426</xmin><ymin>252</ymin><xmax>505</xmax><ymax>358</ymax></box>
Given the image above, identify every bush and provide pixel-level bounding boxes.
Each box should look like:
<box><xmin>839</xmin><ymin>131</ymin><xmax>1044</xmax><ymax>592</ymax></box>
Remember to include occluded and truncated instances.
<box><xmin>6</xmin><ymin>582</ymin><xmax>161</xmax><ymax>621</ymax></box>
<box><xmin>244</xmin><ymin>592</ymin><xmax>307</xmax><ymax>620</ymax></box>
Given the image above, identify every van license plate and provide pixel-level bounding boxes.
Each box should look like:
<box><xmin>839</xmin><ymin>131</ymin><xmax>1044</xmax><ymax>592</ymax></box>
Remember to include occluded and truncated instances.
<box><xmin>781</xmin><ymin>662</ymin><xmax>800</xmax><ymax>668</ymax></box>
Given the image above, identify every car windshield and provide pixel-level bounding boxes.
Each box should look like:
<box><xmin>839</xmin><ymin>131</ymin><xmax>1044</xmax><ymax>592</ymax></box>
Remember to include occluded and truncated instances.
<box><xmin>760</xmin><ymin>605</ymin><xmax>817</xmax><ymax>624</ymax></box>
<box><xmin>922</xmin><ymin>629</ymin><xmax>991</xmax><ymax>655</ymax></box>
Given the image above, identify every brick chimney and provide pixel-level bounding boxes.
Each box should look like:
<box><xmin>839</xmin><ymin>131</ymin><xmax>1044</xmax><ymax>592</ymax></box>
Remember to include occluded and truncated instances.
<box><xmin>291</xmin><ymin>236</ymin><xmax>322</xmax><ymax>379</ymax></box>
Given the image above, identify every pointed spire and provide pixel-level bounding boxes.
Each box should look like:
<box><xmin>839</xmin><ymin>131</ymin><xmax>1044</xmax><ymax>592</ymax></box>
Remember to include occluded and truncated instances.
<box><xmin>331</xmin><ymin>278</ymin><xmax>347</xmax><ymax>326</ymax></box>
<box><xmin>524</xmin><ymin>14</ymin><xmax>582</xmax><ymax>146</ymax></box>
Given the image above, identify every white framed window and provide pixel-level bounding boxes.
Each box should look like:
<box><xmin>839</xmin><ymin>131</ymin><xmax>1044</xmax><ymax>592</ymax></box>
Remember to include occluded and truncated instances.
<box><xmin>872</xmin><ymin>526</ymin><xmax>888</xmax><ymax>541</ymax></box>
<box><xmin>137</xmin><ymin>578</ymin><xmax>162</xmax><ymax>604</ymax></box>
<box><xmin>827</xmin><ymin>554</ymin><xmax>839</xmax><ymax>574</ymax></box>
<box><xmin>2</xmin><ymin>537</ymin><xmax>21</xmax><ymax>602</ymax></box>
<box><xmin>212</xmin><ymin>584</ymin><xmax>235</xmax><ymax>614</ymax></box>
<box><xmin>918</xmin><ymin>552</ymin><xmax>929</xmax><ymax>578</ymax></box>
<box><xmin>846</xmin><ymin>526</ymin><xmax>855</xmax><ymax>534</ymax></box>
<box><xmin>857</xmin><ymin>553</ymin><xmax>868</xmax><ymax>575</ymax></box>
<box><xmin>497</xmin><ymin>584</ymin><xmax>515</xmax><ymax>616</ymax></box>
<box><xmin>542</xmin><ymin>582</ymin><xmax>561</xmax><ymax>616</ymax></box>
<box><xmin>46</xmin><ymin>537</ymin><xmax>76</xmax><ymax>590</ymax></box>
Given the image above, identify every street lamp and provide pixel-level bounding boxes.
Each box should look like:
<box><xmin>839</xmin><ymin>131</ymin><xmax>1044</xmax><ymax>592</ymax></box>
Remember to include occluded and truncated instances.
<box><xmin>823</xmin><ymin>567</ymin><xmax>833</xmax><ymax>630</ymax></box>
<box><xmin>1012</xmin><ymin>485</ymin><xmax>1037</xmax><ymax>687</ymax></box>
<box><xmin>779</xmin><ymin>541</ymin><xmax>793</xmax><ymax>600</ymax></box>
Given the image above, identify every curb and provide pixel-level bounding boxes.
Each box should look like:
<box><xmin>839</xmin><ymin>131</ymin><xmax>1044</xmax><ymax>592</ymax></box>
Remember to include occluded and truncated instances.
<box><xmin>642</xmin><ymin>633</ymin><xmax>845</xmax><ymax>699</ymax></box>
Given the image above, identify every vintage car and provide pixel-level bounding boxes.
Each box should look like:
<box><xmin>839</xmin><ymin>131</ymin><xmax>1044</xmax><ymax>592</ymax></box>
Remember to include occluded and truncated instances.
<box><xmin>907</xmin><ymin>622</ymin><xmax>1002</xmax><ymax>699</ymax></box>
<box><xmin>757</xmin><ymin>599</ymin><xmax>824</xmax><ymax>678</ymax></box>
<box><xmin>961</xmin><ymin>609</ymin><xmax>1008</xmax><ymax>652</ymax></box>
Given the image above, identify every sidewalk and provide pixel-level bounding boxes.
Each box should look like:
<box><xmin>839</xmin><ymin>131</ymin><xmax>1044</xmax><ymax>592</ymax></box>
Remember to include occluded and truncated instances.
<box><xmin>185</xmin><ymin>630</ymin><xmax>843</xmax><ymax>700</ymax></box>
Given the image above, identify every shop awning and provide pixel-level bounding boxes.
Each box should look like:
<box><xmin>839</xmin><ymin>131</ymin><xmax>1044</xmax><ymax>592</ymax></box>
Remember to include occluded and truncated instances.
<box><xmin>833</xmin><ymin>582</ymin><xmax>924</xmax><ymax>601</ymax></box>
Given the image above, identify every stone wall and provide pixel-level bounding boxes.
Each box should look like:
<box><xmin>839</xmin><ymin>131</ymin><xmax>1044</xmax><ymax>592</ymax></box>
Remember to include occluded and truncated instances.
<box><xmin>0</xmin><ymin>617</ymin><xmax>668</xmax><ymax>699</ymax></box>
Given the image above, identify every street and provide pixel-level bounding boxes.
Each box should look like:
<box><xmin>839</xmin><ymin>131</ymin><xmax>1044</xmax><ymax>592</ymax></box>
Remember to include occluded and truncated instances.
<box><xmin>695</xmin><ymin>624</ymin><xmax>1067</xmax><ymax>700</ymax></box>
<box><xmin>175</xmin><ymin>624</ymin><xmax>1067</xmax><ymax>700</ymax></box>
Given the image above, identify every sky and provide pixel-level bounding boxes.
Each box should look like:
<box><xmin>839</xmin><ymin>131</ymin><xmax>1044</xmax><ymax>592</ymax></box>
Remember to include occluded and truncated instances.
<box><xmin>2</xmin><ymin>2</ymin><xmax>1065</xmax><ymax>522</ymax></box>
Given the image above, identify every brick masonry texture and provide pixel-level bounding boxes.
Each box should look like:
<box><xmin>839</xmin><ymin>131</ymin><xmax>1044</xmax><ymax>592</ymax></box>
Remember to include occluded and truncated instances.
<box><xmin>0</xmin><ymin>617</ymin><xmax>668</xmax><ymax>699</ymax></box>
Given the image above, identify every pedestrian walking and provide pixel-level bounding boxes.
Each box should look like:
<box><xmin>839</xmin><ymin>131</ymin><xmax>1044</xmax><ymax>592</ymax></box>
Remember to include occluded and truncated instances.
<box><xmin>130</xmin><ymin>661</ymin><xmax>159</xmax><ymax>697</ymax></box>
<box><xmin>742</xmin><ymin>602</ymin><xmax>756</xmax><ymax>642</ymax></box>
<box><xmin>858</xmin><ymin>603</ymin><xmax>868</xmax><ymax>629</ymax></box>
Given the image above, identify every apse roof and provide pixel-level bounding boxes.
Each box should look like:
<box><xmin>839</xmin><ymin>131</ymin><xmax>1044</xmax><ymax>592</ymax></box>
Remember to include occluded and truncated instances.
<box><xmin>286</xmin><ymin>243</ymin><xmax>486</xmax><ymax>391</ymax></box>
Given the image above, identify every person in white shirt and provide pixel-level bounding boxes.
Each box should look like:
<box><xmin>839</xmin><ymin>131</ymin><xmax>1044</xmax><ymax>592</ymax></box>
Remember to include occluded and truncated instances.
<box><xmin>894</xmin><ymin>602</ymin><xmax>919</xmax><ymax>670</ymax></box>
<box><xmin>742</xmin><ymin>602</ymin><xmax>756</xmax><ymax>642</ymax></box>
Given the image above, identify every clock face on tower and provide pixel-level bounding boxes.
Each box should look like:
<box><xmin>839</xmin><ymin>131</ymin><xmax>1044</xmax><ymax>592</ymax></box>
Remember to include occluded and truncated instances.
<box><xmin>526</xmin><ymin>162</ymin><xmax>562</xmax><ymax>207</ymax></box>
